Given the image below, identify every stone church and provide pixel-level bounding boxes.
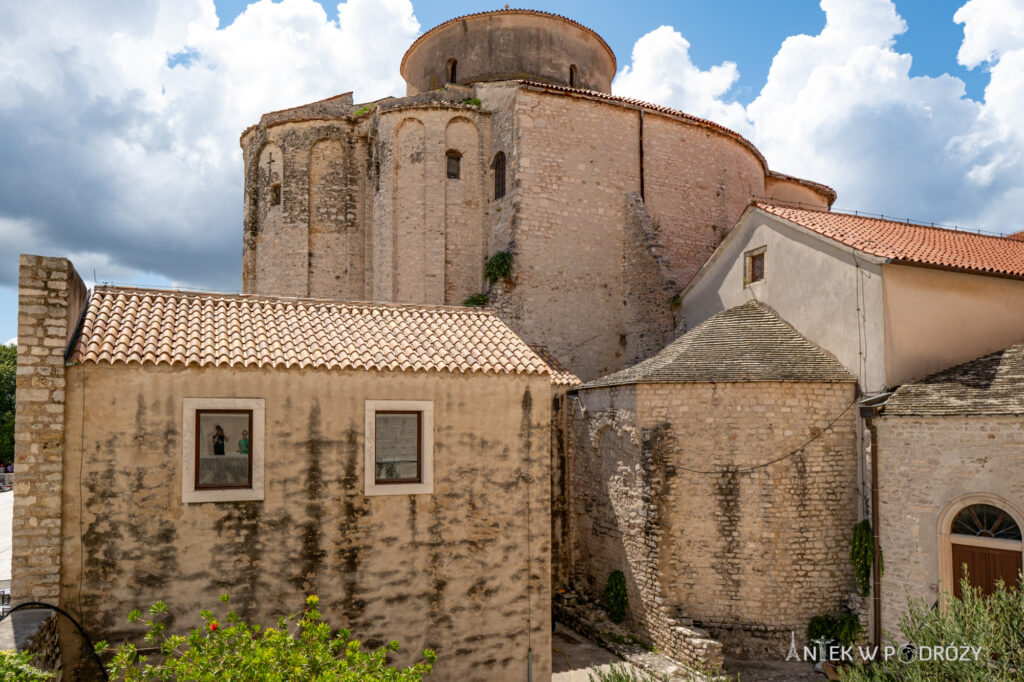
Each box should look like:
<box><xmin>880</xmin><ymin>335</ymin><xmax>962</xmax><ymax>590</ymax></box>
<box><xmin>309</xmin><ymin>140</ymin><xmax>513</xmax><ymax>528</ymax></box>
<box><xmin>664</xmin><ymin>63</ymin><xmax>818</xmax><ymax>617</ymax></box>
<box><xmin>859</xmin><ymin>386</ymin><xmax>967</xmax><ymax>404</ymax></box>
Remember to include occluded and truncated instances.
<box><xmin>238</xmin><ymin>8</ymin><xmax>834</xmax><ymax>382</ymax></box>
<box><xmin>12</xmin><ymin>7</ymin><xmax>1024</xmax><ymax>681</ymax></box>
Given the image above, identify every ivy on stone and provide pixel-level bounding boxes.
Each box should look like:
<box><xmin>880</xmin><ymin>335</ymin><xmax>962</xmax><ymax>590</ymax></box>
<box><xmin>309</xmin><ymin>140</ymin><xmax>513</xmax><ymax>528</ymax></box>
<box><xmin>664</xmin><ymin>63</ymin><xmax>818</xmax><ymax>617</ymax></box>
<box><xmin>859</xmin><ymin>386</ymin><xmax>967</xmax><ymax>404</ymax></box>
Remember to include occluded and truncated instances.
<box><xmin>484</xmin><ymin>251</ymin><xmax>513</xmax><ymax>285</ymax></box>
<box><xmin>851</xmin><ymin>519</ymin><xmax>883</xmax><ymax>597</ymax></box>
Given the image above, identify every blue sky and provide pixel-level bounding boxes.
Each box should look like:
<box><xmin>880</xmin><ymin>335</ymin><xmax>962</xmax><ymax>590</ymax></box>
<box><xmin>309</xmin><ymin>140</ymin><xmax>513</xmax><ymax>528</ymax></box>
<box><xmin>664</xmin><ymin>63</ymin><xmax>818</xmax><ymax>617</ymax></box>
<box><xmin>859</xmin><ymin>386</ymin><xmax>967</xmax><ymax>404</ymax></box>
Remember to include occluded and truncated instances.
<box><xmin>1</xmin><ymin>0</ymin><xmax>1022</xmax><ymax>344</ymax></box>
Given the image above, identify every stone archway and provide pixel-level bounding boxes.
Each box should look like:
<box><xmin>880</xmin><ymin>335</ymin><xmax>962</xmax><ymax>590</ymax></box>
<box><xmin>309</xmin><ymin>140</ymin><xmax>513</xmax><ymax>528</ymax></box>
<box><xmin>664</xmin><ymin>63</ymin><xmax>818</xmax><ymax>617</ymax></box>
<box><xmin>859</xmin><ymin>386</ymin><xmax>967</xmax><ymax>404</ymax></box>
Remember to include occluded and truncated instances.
<box><xmin>938</xmin><ymin>493</ymin><xmax>1024</xmax><ymax>601</ymax></box>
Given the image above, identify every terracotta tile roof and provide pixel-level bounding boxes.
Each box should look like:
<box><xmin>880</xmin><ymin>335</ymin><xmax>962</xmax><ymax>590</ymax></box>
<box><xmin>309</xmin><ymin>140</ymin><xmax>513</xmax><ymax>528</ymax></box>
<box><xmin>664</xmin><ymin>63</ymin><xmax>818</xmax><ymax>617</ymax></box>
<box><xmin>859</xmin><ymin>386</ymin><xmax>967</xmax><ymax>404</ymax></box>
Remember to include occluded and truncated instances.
<box><xmin>529</xmin><ymin>345</ymin><xmax>582</xmax><ymax>387</ymax></box>
<box><xmin>756</xmin><ymin>203</ymin><xmax>1024</xmax><ymax>279</ymax></box>
<box><xmin>582</xmin><ymin>301</ymin><xmax>854</xmax><ymax>388</ymax></box>
<box><xmin>1009</xmin><ymin>230</ymin><xmax>1024</xmax><ymax>242</ymax></box>
<box><xmin>885</xmin><ymin>343</ymin><xmax>1024</xmax><ymax>416</ymax></box>
<box><xmin>69</xmin><ymin>286</ymin><xmax>551</xmax><ymax>377</ymax></box>
<box><xmin>518</xmin><ymin>80</ymin><xmax>768</xmax><ymax>172</ymax></box>
<box><xmin>401</xmin><ymin>10</ymin><xmax>615</xmax><ymax>72</ymax></box>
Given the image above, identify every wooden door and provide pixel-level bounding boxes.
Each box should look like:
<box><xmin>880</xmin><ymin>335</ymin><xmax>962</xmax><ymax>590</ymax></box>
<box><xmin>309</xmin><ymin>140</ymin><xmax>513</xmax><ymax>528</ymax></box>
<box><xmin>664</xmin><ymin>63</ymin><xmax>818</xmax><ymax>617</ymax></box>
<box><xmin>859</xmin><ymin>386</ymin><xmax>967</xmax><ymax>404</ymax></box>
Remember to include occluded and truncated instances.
<box><xmin>951</xmin><ymin>542</ymin><xmax>1022</xmax><ymax>597</ymax></box>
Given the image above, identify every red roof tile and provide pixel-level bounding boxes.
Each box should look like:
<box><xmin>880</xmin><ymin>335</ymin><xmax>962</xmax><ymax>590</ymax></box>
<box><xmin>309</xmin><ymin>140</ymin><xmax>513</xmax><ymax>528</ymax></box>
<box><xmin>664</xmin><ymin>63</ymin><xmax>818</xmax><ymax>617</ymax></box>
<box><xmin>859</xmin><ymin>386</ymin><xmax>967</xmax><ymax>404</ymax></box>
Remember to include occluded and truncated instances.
<box><xmin>756</xmin><ymin>203</ymin><xmax>1024</xmax><ymax>279</ymax></box>
<box><xmin>69</xmin><ymin>286</ymin><xmax>551</xmax><ymax>376</ymax></box>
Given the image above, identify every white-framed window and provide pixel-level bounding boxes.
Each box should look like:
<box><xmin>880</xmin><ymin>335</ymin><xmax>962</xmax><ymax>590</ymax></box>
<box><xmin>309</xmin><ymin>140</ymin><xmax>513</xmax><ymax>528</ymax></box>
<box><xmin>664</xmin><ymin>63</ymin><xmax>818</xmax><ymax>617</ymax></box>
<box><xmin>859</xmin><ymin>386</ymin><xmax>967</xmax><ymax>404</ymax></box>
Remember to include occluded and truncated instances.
<box><xmin>182</xmin><ymin>398</ymin><xmax>265</xmax><ymax>504</ymax></box>
<box><xmin>364</xmin><ymin>400</ymin><xmax>434</xmax><ymax>496</ymax></box>
<box><xmin>745</xmin><ymin>246</ymin><xmax>766</xmax><ymax>286</ymax></box>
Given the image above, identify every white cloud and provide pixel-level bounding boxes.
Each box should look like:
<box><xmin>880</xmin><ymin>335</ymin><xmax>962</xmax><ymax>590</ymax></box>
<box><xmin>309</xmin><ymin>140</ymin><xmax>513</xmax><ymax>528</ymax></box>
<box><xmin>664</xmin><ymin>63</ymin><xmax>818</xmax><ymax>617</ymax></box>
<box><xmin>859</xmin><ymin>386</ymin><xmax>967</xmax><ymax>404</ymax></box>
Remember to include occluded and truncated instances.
<box><xmin>3</xmin><ymin>338</ymin><xmax>14</xmax><ymax>347</ymax></box>
<box><xmin>612</xmin><ymin>26</ymin><xmax>750</xmax><ymax>134</ymax></box>
<box><xmin>0</xmin><ymin>0</ymin><xmax>419</xmax><ymax>292</ymax></box>
<box><xmin>612</xmin><ymin>0</ymin><xmax>1024</xmax><ymax>233</ymax></box>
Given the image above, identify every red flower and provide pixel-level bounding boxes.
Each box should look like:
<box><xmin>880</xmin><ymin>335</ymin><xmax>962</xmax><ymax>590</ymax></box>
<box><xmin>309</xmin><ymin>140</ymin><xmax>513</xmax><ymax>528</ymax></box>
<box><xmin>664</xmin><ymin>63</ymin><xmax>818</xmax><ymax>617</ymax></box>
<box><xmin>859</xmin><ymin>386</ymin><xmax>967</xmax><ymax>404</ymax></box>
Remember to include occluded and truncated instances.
<box><xmin>209</xmin><ymin>622</ymin><xmax>219</xmax><ymax>631</ymax></box>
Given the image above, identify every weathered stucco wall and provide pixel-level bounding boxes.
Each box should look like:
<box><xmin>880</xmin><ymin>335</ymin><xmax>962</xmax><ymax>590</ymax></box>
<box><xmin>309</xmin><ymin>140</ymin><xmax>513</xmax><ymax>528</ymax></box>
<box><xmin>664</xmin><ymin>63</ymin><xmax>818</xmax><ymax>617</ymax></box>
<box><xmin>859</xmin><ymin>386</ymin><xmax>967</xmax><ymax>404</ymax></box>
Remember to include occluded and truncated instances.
<box><xmin>59</xmin><ymin>363</ymin><xmax>551</xmax><ymax>681</ymax></box>
<box><xmin>682</xmin><ymin>211</ymin><xmax>887</xmax><ymax>393</ymax></box>
<box><xmin>882</xmin><ymin>264</ymin><xmax>1024</xmax><ymax>388</ymax></box>
<box><xmin>876</xmin><ymin>415</ymin><xmax>1024</xmax><ymax>636</ymax></box>
<box><xmin>569</xmin><ymin>380</ymin><xmax>859</xmax><ymax>659</ymax></box>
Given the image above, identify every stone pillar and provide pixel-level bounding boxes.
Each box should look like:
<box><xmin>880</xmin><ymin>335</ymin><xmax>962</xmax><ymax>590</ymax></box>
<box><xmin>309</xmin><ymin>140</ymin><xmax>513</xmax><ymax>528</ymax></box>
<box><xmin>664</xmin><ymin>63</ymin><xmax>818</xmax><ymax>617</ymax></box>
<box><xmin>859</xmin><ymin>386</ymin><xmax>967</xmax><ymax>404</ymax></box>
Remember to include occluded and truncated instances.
<box><xmin>12</xmin><ymin>254</ymin><xmax>86</xmax><ymax>603</ymax></box>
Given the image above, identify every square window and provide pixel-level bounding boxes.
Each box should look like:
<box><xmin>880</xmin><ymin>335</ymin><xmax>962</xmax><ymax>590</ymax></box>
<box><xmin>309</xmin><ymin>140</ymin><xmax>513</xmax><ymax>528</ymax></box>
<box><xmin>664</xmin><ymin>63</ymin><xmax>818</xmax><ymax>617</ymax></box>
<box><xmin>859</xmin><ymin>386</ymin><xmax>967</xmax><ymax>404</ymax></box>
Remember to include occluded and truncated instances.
<box><xmin>374</xmin><ymin>411</ymin><xmax>422</xmax><ymax>483</ymax></box>
<box><xmin>182</xmin><ymin>398</ymin><xmax>265</xmax><ymax>503</ymax></box>
<box><xmin>365</xmin><ymin>400</ymin><xmax>433</xmax><ymax>496</ymax></box>
<box><xmin>195</xmin><ymin>410</ymin><xmax>253</xmax><ymax>489</ymax></box>
<box><xmin>746</xmin><ymin>248</ymin><xmax>765</xmax><ymax>285</ymax></box>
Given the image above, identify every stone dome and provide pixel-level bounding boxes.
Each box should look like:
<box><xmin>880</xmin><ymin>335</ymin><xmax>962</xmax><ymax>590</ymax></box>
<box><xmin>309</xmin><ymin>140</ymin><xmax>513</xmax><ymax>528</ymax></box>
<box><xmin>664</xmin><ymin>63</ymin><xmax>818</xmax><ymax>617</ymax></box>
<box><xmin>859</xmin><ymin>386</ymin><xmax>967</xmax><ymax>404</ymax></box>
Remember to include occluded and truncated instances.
<box><xmin>400</xmin><ymin>9</ymin><xmax>617</xmax><ymax>95</ymax></box>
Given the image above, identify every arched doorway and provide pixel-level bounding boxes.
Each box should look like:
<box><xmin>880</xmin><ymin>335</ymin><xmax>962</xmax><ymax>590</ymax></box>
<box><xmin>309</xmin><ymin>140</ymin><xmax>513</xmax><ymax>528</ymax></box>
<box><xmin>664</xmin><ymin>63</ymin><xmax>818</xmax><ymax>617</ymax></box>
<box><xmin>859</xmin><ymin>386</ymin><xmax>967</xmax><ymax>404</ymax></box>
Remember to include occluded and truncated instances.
<box><xmin>938</xmin><ymin>495</ymin><xmax>1023</xmax><ymax>599</ymax></box>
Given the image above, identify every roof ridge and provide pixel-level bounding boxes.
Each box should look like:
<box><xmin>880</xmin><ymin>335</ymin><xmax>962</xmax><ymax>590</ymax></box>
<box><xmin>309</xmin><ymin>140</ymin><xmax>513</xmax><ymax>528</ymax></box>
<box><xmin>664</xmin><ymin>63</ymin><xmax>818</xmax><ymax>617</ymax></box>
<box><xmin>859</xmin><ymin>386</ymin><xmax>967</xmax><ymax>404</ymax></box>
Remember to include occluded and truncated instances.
<box><xmin>91</xmin><ymin>285</ymin><xmax>499</xmax><ymax>316</ymax></box>
<box><xmin>755</xmin><ymin>201</ymin><xmax>1015</xmax><ymax>242</ymax></box>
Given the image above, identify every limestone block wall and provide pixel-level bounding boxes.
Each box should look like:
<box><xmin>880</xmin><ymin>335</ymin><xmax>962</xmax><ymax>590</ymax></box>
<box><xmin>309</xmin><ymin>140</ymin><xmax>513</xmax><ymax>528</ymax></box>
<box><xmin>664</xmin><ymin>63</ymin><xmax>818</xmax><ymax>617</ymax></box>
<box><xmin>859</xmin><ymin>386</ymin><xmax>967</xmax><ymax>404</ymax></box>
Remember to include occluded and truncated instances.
<box><xmin>58</xmin><ymin>364</ymin><xmax>551</xmax><ymax>681</ymax></box>
<box><xmin>569</xmin><ymin>381</ymin><xmax>859</xmax><ymax>659</ymax></box>
<box><xmin>641</xmin><ymin>114</ymin><xmax>766</xmax><ymax>291</ymax></box>
<box><xmin>623</xmin><ymin>193</ymin><xmax>678</xmax><ymax>367</ymax></box>
<box><xmin>875</xmin><ymin>415</ymin><xmax>1024</xmax><ymax>637</ymax></box>
<box><xmin>13</xmin><ymin>255</ymin><xmax>86</xmax><ymax>604</ymax></box>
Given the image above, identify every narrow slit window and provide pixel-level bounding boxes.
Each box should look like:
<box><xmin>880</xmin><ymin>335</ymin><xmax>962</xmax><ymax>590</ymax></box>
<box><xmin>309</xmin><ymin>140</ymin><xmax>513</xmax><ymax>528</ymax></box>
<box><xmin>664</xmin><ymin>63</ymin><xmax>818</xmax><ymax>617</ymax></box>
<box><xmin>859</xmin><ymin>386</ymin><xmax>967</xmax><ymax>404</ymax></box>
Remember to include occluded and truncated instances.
<box><xmin>493</xmin><ymin>152</ymin><xmax>506</xmax><ymax>200</ymax></box>
<box><xmin>569</xmin><ymin>64</ymin><xmax>578</xmax><ymax>88</ymax></box>
<box><xmin>447</xmin><ymin>58</ymin><xmax>457</xmax><ymax>84</ymax></box>
<box><xmin>269</xmin><ymin>182</ymin><xmax>281</xmax><ymax>207</ymax></box>
<box><xmin>374</xmin><ymin>411</ymin><xmax>422</xmax><ymax>484</ymax></box>
<box><xmin>446</xmin><ymin>150</ymin><xmax>461</xmax><ymax>179</ymax></box>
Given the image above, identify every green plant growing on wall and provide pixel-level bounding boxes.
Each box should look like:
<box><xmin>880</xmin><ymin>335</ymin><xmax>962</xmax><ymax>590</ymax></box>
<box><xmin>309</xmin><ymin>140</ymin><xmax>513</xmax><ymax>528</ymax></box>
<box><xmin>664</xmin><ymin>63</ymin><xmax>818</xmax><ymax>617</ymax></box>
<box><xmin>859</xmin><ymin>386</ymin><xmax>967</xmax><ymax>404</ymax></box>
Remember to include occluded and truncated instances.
<box><xmin>0</xmin><ymin>343</ymin><xmax>15</xmax><ymax>465</ymax></box>
<box><xmin>352</xmin><ymin>105</ymin><xmax>373</xmax><ymax>118</ymax></box>
<box><xmin>669</xmin><ymin>294</ymin><xmax>681</xmax><ymax>311</ymax></box>
<box><xmin>102</xmin><ymin>594</ymin><xmax>436</xmax><ymax>681</ymax></box>
<box><xmin>460</xmin><ymin>97</ymin><xmax>482</xmax><ymax>107</ymax></box>
<box><xmin>807</xmin><ymin>612</ymin><xmax>862</xmax><ymax>657</ymax></box>
<box><xmin>484</xmin><ymin>251</ymin><xmax>513</xmax><ymax>285</ymax></box>
<box><xmin>851</xmin><ymin>519</ymin><xmax>883</xmax><ymax>597</ymax></box>
<box><xmin>0</xmin><ymin>651</ymin><xmax>53</xmax><ymax>681</ymax></box>
<box><xmin>462</xmin><ymin>293</ymin><xmax>489</xmax><ymax>307</ymax></box>
<box><xmin>604</xmin><ymin>570</ymin><xmax>629</xmax><ymax>624</ymax></box>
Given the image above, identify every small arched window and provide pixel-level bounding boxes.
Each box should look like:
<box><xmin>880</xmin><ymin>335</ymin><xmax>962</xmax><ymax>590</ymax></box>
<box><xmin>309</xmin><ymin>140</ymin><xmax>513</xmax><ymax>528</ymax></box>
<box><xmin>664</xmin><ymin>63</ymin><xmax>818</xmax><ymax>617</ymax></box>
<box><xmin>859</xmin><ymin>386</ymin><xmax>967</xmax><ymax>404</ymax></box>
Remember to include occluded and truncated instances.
<box><xmin>447</xmin><ymin>58</ymin><xmax>457</xmax><ymax>84</ymax></box>
<box><xmin>493</xmin><ymin>152</ymin><xmax>506</xmax><ymax>200</ymax></box>
<box><xmin>446</xmin><ymin>150</ymin><xmax>461</xmax><ymax>179</ymax></box>
<box><xmin>569</xmin><ymin>64</ymin><xmax>578</xmax><ymax>88</ymax></box>
<box><xmin>269</xmin><ymin>182</ymin><xmax>281</xmax><ymax>207</ymax></box>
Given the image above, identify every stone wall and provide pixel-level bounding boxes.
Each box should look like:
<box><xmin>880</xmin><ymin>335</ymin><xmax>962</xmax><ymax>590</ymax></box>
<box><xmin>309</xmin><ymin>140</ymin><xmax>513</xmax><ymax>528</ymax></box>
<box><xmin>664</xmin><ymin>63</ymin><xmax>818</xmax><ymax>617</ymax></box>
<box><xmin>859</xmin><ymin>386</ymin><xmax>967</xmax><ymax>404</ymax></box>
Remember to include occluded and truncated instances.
<box><xmin>875</xmin><ymin>414</ymin><xmax>1024</xmax><ymax>636</ymax></box>
<box><xmin>13</xmin><ymin>255</ymin><xmax>86</xmax><ymax>604</ymax></box>
<box><xmin>58</xmin><ymin>363</ymin><xmax>551</xmax><ymax>681</ymax></box>
<box><xmin>568</xmin><ymin>381</ymin><xmax>859</xmax><ymax>659</ymax></box>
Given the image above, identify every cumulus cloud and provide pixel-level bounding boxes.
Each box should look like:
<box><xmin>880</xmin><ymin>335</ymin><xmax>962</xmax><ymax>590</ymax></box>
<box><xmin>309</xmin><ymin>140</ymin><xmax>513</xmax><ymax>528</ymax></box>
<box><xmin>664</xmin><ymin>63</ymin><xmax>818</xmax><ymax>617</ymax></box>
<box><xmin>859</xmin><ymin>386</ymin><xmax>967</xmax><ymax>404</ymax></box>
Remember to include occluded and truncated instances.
<box><xmin>612</xmin><ymin>0</ymin><xmax>1024</xmax><ymax>233</ymax></box>
<box><xmin>0</xmin><ymin>0</ymin><xmax>419</xmax><ymax>298</ymax></box>
<box><xmin>612</xmin><ymin>26</ymin><xmax>751</xmax><ymax>133</ymax></box>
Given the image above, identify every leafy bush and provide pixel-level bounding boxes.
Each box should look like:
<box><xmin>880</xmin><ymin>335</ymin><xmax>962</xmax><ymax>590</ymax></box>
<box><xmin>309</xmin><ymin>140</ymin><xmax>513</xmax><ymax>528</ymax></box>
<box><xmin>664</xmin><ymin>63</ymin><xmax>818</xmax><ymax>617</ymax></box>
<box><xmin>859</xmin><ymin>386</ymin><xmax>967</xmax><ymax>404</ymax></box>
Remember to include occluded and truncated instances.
<box><xmin>0</xmin><ymin>343</ymin><xmax>15</xmax><ymax>465</ymax></box>
<box><xmin>850</xmin><ymin>520</ymin><xmax>883</xmax><ymax>597</ymax></box>
<box><xmin>460</xmin><ymin>97</ymin><xmax>482</xmax><ymax>107</ymax></box>
<box><xmin>0</xmin><ymin>651</ymin><xmax>53</xmax><ymax>681</ymax></box>
<box><xmin>840</xmin><ymin>574</ymin><xmax>1024</xmax><ymax>681</ymax></box>
<box><xmin>462</xmin><ymin>293</ymin><xmax>488</xmax><ymax>307</ymax></box>
<box><xmin>352</xmin><ymin>105</ymin><xmax>373</xmax><ymax>118</ymax></box>
<box><xmin>808</xmin><ymin>612</ymin><xmax>862</xmax><ymax>656</ymax></box>
<box><xmin>588</xmin><ymin>662</ymin><xmax>667</xmax><ymax>682</ymax></box>
<box><xmin>102</xmin><ymin>594</ymin><xmax>436</xmax><ymax>681</ymax></box>
<box><xmin>484</xmin><ymin>251</ymin><xmax>513</xmax><ymax>285</ymax></box>
<box><xmin>604</xmin><ymin>570</ymin><xmax>628</xmax><ymax>624</ymax></box>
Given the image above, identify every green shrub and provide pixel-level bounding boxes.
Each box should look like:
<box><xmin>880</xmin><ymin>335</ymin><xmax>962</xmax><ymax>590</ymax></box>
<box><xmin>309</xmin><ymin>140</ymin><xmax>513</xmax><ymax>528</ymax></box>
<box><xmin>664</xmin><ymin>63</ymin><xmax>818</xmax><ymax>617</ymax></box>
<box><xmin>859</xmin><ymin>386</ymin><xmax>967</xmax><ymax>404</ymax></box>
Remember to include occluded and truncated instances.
<box><xmin>808</xmin><ymin>612</ymin><xmax>862</xmax><ymax>658</ymax></box>
<box><xmin>460</xmin><ymin>97</ymin><xmax>482</xmax><ymax>107</ymax></box>
<box><xmin>484</xmin><ymin>251</ymin><xmax>513</xmax><ymax>285</ymax></box>
<box><xmin>0</xmin><ymin>343</ymin><xmax>15</xmax><ymax>465</ymax></box>
<box><xmin>352</xmin><ymin>105</ymin><xmax>373</xmax><ymax>117</ymax></box>
<box><xmin>588</xmin><ymin>662</ymin><xmax>667</xmax><ymax>682</ymax></box>
<box><xmin>604</xmin><ymin>570</ymin><xmax>628</xmax><ymax>624</ymax></box>
<box><xmin>0</xmin><ymin>651</ymin><xmax>53</xmax><ymax>681</ymax></box>
<box><xmin>462</xmin><ymin>293</ymin><xmax>488</xmax><ymax>307</ymax></box>
<box><xmin>102</xmin><ymin>594</ymin><xmax>436</xmax><ymax>681</ymax></box>
<box><xmin>839</xmin><ymin>573</ymin><xmax>1024</xmax><ymax>681</ymax></box>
